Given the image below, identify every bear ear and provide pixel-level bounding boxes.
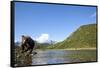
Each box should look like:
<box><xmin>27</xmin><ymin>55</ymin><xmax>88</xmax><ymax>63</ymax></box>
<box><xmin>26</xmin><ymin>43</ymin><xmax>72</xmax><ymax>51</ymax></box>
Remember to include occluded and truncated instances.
<box><xmin>22</xmin><ymin>35</ymin><xmax>25</xmax><ymax>37</ymax></box>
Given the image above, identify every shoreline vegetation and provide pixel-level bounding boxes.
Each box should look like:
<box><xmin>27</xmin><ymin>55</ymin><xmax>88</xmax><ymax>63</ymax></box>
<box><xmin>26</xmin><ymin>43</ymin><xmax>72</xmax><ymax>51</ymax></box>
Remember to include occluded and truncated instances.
<box><xmin>35</xmin><ymin>47</ymin><xmax>96</xmax><ymax>51</ymax></box>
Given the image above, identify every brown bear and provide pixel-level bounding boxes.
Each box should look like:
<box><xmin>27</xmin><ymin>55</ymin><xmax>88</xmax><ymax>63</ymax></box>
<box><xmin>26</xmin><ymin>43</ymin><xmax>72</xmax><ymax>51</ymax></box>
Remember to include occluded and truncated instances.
<box><xmin>20</xmin><ymin>35</ymin><xmax>35</xmax><ymax>54</ymax></box>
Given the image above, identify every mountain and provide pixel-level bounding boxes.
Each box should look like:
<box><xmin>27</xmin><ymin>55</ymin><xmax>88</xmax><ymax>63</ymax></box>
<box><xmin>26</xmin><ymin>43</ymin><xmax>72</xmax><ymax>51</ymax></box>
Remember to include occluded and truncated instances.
<box><xmin>34</xmin><ymin>40</ymin><xmax>56</xmax><ymax>49</ymax></box>
<box><xmin>15</xmin><ymin>40</ymin><xmax>55</xmax><ymax>49</ymax></box>
<box><xmin>48</xmin><ymin>24</ymin><xmax>97</xmax><ymax>49</ymax></box>
<box><xmin>15</xmin><ymin>42</ymin><xmax>20</xmax><ymax>46</ymax></box>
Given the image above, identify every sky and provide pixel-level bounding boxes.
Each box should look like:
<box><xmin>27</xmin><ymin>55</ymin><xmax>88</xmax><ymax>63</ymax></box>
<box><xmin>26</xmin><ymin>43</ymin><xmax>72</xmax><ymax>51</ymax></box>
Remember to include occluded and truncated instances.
<box><xmin>15</xmin><ymin>2</ymin><xmax>97</xmax><ymax>43</ymax></box>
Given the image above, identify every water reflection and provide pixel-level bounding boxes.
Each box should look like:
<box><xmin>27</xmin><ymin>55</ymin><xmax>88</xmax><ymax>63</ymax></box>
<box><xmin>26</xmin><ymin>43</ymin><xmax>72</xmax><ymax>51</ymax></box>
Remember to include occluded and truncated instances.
<box><xmin>32</xmin><ymin>50</ymin><xmax>80</xmax><ymax>65</ymax></box>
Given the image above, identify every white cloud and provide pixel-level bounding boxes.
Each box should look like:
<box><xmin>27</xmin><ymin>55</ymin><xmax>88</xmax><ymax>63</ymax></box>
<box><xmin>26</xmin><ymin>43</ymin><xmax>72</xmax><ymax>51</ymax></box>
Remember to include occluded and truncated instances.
<box><xmin>35</xmin><ymin>33</ymin><xmax>49</xmax><ymax>43</ymax></box>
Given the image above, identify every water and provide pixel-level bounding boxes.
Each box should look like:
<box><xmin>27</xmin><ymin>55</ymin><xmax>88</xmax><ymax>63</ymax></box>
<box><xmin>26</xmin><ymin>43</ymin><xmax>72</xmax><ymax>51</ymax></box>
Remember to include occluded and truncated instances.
<box><xmin>15</xmin><ymin>49</ymin><xmax>96</xmax><ymax>66</ymax></box>
<box><xmin>32</xmin><ymin>50</ymin><xmax>96</xmax><ymax>65</ymax></box>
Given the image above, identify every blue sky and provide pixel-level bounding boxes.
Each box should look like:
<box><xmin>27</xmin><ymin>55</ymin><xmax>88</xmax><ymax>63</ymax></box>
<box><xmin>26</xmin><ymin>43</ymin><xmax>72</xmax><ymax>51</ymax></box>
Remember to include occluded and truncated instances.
<box><xmin>15</xmin><ymin>2</ymin><xmax>96</xmax><ymax>43</ymax></box>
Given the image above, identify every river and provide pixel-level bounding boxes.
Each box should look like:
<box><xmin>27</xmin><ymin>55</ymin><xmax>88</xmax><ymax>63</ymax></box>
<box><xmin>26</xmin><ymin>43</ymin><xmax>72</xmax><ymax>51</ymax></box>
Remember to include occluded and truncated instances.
<box><xmin>15</xmin><ymin>49</ymin><xmax>96</xmax><ymax>66</ymax></box>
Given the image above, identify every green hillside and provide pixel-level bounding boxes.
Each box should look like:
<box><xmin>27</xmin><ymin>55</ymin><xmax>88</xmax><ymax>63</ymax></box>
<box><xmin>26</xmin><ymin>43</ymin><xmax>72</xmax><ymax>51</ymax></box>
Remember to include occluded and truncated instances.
<box><xmin>48</xmin><ymin>24</ymin><xmax>97</xmax><ymax>49</ymax></box>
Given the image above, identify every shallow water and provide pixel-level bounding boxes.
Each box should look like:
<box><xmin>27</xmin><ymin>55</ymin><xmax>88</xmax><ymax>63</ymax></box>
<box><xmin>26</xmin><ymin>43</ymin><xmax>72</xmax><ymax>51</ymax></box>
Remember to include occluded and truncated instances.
<box><xmin>15</xmin><ymin>49</ymin><xmax>96</xmax><ymax>66</ymax></box>
<box><xmin>32</xmin><ymin>50</ymin><xmax>96</xmax><ymax>65</ymax></box>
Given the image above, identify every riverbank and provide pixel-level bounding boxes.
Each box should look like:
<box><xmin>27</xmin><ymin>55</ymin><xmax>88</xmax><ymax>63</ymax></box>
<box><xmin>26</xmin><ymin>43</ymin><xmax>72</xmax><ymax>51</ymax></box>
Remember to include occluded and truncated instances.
<box><xmin>35</xmin><ymin>47</ymin><xmax>96</xmax><ymax>51</ymax></box>
<box><xmin>15</xmin><ymin>47</ymin><xmax>97</xmax><ymax>66</ymax></box>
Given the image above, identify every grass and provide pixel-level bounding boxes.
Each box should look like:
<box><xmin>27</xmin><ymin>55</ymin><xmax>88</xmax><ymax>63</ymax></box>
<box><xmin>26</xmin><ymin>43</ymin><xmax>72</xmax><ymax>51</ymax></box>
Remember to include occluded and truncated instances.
<box><xmin>48</xmin><ymin>24</ymin><xmax>97</xmax><ymax>49</ymax></box>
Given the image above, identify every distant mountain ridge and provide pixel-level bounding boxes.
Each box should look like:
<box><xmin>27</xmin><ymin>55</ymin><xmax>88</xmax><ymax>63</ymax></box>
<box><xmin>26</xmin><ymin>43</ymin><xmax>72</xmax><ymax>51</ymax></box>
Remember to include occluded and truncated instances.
<box><xmin>48</xmin><ymin>24</ymin><xmax>97</xmax><ymax>49</ymax></box>
<box><xmin>15</xmin><ymin>40</ymin><xmax>55</xmax><ymax>49</ymax></box>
